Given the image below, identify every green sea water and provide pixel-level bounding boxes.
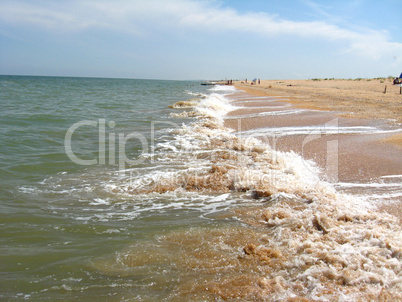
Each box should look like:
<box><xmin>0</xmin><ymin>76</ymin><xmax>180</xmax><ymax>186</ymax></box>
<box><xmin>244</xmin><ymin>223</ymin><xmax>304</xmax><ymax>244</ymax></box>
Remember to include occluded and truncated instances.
<box><xmin>1</xmin><ymin>76</ymin><xmax>402</xmax><ymax>301</ymax></box>
<box><xmin>0</xmin><ymin>76</ymin><xmax>237</xmax><ymax>300</ymax></box>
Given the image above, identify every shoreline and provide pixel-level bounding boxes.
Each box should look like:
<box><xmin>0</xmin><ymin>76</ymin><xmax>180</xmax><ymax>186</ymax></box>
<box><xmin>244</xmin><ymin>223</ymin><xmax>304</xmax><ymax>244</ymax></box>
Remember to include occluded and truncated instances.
<box><xmin>206</xmin><ymin>85</ymin><xmax>402</xmax><ymax>300</ymax></box>
<box><xmin>234</xmin><ymin>79</ymin><xmax>402</xmax><ymax>128</ymax></box>
<box><xmin>227</xmin><ymin>81</ymin><xmax>402</xmax><ymax>223</ymax></box>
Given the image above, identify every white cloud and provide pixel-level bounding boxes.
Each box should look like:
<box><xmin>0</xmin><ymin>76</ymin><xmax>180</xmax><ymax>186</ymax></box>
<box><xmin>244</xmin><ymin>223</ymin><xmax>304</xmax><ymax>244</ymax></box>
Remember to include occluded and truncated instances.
<box><xmin>1</xmin><ymin>0</ymin><xmax>401</xmax><ymax>60</ymax></box>
<box><xmin>174</xmin><ymin>3</ymin><xmax>402</xmax><ymax>60</ymax></box>
<box><xmin>0</xmin><ymin>1</ymin><xmax>90</xmax><ymax>31</ymax></box>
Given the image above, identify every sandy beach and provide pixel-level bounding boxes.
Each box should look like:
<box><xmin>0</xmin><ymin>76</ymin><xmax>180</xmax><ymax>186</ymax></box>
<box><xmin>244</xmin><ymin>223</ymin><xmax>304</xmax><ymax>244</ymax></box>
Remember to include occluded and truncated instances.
<box><xmin>229</xmin><ymin>79</ymin><xmax>402</xmax><ymax>223</ymax></box>
<box><xmin>235</xmin><ymin>78</ymin><xmax>402</xmax><ymax>125</ymax></box>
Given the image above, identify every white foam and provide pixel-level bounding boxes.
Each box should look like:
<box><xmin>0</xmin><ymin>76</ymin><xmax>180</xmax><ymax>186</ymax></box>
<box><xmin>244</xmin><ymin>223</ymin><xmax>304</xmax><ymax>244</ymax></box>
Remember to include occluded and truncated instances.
<box><xmin>18</xmin><ymin>186</ymin><xmax>40</xmax><ymax>194</ymax></box>
<box><xmin>237</xmin><ymin>125</ymin><xmax>401</xmax><ymax>137</ymax></box>
<box><xmin>381</xmin><ymin>174</ymin><xmax>402</xmax><ymax>179</ymax></box>
<box><xmin>89</xmin><ymin>198</ymin><xmax>110</xmax><ymax>205</ymax></box>
<box><xmin>184</xmin><ymin>90</ymin><xmax>207</xmax><ymax>98</ymax></box>
<box><xmin>195</xmin><ymin>93</ymin><xmax>237</xmax><ymax>122</ymax></box>
<box><xmin>359</xmin><ymin>192</ymin><xmax>402</xmax><ymax>201</ymax></box>
<box><xmin>208</xmin><ymin>85</ymin><xmax>236</xmax><ymax>92</ymax></box>
<box><xmin>232</xmin><ymin>96</ymin><xmax>278</xmax><ymax>100</ymax></box>
<box><xmin>336</xmin><ymin>182</ymin><xmax>402</xmax><ymax>189</ymax></box>
<box><xmin>225</xmin><ymin>109</ymin><xmax>307</xmax><ymax>119</ymax></box>
<box><xmin>230</xmin><ymin>104</ymin><xmax>292</xmax><ymax>109</ymax></box>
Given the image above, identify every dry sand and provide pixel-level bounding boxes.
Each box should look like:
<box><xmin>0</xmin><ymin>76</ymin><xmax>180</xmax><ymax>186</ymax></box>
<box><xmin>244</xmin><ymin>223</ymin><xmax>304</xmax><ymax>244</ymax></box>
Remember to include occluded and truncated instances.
<box><xmin>235</xmin><ymin>78</ymin><xmax>402</xmax><ymax>127</ymax></box>
<box><xmin>229</xmin><ymin>79</ymin><xmax>402</xmax><ymax>223</ymax></box>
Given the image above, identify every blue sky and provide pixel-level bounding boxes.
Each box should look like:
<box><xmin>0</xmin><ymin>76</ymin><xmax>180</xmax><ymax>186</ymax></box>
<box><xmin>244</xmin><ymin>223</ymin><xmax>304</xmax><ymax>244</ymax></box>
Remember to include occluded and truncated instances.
<box><xmin>0</xmin><ymin>0</ymin><xmax>401</xmax><ymax>80</ymax></box>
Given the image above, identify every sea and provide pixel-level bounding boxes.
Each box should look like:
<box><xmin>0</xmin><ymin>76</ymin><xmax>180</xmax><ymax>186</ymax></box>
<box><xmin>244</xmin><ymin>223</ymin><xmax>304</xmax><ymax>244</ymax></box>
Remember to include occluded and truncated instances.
<box><xmin>0</xmin><ymin>75</ymin><xmax>401</xmax><ymax>301</ymax></box>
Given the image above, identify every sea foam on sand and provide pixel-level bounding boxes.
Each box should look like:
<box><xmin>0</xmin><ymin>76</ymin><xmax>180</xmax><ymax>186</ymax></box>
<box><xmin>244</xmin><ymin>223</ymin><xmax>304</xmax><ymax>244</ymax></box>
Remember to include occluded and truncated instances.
<box><xmin>98</xmin><ymin>85</ymin><xmax>402</xmax><ymax>301</ymax></box>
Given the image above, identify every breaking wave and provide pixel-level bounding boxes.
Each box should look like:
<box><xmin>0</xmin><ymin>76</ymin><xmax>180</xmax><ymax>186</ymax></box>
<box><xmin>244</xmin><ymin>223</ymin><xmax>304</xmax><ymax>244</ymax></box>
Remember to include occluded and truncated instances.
<box><xmin>96</xmin><ymin>85</ymin><xmax>402</xmax><ymax>300</ymax></box>
<box><xmin>25</xmin><ymin>84</ymin><xmax>401</xmax><ymax>300</ymax></box>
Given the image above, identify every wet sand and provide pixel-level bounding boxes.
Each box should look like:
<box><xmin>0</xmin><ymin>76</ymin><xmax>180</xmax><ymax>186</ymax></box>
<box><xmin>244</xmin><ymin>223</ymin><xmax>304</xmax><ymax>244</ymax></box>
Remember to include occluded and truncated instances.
<box><xmin>115</xmin><ymin>87</ymin><xmax>402</xmax><ymax>300</ymax></box>
<box><xmin>235</xmin><ymin>79</ymin><xmax>402</xmax><ymax>125</ymax></box>
<box><xmin>228</xmin><ymin>81</ymin><xmax>402</xmax><ymax>223</ymax></box>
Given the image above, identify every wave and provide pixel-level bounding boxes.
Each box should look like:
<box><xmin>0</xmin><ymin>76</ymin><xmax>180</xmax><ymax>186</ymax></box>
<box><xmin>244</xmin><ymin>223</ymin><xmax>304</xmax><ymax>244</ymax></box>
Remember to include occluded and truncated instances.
<box><xmin>21</xmin><ymin>84</ymin><xmax>401</xmax><ymax>300</ymax></box>
<box><xmin>100</xmin><ymin>85</ymin><xmax>402</xmax><ymax>300</ymax></box>
<box><xmin>208</xmin><ymin>85</ymin><xmax>237</xmax><ymax>92</ymax></box>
